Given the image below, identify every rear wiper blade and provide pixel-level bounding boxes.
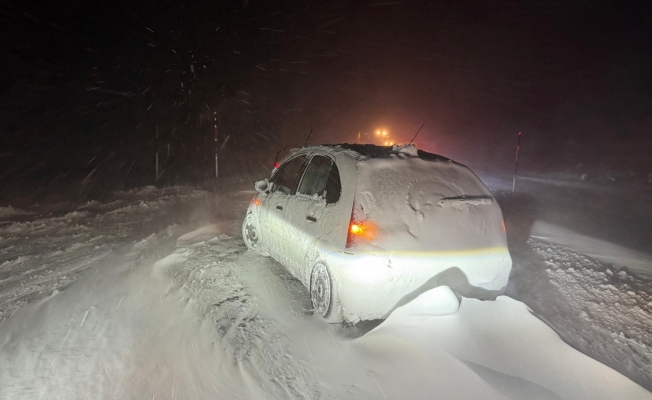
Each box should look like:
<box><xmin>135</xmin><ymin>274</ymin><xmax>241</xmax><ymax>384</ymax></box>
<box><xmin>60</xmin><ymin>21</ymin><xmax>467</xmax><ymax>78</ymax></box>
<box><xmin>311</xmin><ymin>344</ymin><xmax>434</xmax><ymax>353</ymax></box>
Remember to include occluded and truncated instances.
<box><xmin>437</xmin><ymin>196</ymin><xmax>493</xmax><ymax>207</ymax></box>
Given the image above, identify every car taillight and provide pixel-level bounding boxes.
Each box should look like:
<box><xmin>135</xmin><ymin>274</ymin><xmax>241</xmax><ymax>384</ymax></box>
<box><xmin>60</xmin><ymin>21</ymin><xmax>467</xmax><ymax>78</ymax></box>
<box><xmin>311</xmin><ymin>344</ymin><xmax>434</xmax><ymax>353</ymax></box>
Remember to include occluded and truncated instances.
<box><xmin>346</xmin><ymin>204</ymin><xmax>375</xmax><ymax>248</ymax></box>
<box><xmin>346</xmin><ymin>221</ymin><xmax>362</xmax><ymax>248</ymax></box>
<box><xmin>346</xmin><ymin>220</ymin><xmax>377</xmax><ymax>248</ymax></box>
<box><xmin>350</xmin><ymin>223</ymin><xmax>364</xmax><ymax>235</ymax></box>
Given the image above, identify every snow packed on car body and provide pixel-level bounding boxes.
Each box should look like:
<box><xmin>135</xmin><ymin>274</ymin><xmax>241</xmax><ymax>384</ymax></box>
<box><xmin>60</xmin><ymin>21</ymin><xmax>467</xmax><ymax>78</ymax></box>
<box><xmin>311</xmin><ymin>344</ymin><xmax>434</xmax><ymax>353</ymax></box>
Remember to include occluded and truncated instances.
<box><xmin>243</xmin><ymin>143</ymin><xmax>512</xmax><ymax>323</ymax></box>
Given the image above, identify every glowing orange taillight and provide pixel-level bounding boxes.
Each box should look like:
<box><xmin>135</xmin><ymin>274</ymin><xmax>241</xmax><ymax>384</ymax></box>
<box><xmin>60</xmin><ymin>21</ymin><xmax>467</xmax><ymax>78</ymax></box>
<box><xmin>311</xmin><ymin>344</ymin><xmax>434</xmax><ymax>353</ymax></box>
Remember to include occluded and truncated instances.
<box><xmin>347</xmin><ymin>204</ymin><xmax>376</xmax><ymax>248</ymax></box>
<box><xmin>347</xmin><ymin>222</ymin><xmax>363</xmax><ymax>248</ymax></box>
<box><xmin>254</xmin><ymin>198</ymin><xmax>261</xmax><ymax>206</ymax></box>
<box><xmin>349</xmin><ymin>223</ymin><xmax>364</xmax><ymax>235</ymax></box>
<box><xmin>346</xmin><ymin>220</ymin><xmax>376</xmax><ymax>248</ymax></box>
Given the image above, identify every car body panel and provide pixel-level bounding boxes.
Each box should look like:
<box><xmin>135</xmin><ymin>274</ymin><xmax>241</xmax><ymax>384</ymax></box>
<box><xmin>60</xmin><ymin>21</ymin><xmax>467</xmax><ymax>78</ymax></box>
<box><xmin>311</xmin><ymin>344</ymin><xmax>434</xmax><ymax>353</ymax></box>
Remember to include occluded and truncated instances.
<box><xmin>326</xmin><ymin>246</ymin><xmax>511</xmax><ymax>321</ymax></box>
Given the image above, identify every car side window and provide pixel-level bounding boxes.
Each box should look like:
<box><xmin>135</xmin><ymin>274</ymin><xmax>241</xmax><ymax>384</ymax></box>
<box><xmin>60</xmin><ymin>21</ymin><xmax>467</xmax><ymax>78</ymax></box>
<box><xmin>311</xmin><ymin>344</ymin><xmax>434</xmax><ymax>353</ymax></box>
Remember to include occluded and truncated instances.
<box><xmin>270</xmin><ymin>155</ymin><xmax>307</xmax><ymax>195</ymax></box>
<box><xmin>297</xmin><ymin>155</ymin><xmax>341</xmax><ymax>204</ymax></box>
<box><xmin>297</xmin><ymin>155</ymin><xmax>332</xmax><ymax>199</ymax></box>
<box><xmin>325</xmin><ymin>162</ymin><xmax>341</xmax><ymax>204</ymax></box>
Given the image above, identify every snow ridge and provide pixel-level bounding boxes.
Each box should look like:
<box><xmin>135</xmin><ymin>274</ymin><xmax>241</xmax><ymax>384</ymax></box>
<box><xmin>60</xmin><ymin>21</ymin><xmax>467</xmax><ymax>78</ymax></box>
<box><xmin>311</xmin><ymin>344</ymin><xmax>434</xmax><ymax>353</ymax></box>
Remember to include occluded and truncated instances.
<box><xmin>509</xmin><ymin>238</ymin><xmax>652</xmax><ymax>390</ymax></box>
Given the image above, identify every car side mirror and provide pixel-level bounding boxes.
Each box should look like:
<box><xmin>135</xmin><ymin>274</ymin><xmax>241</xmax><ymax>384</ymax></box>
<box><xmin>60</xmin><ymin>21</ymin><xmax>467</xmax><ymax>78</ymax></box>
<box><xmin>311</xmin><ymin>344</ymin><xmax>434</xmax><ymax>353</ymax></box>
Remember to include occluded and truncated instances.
<box><xmin>255</xmin><ymin>179</ymin><xmax>271</xmax><ymax>193</ymax></box>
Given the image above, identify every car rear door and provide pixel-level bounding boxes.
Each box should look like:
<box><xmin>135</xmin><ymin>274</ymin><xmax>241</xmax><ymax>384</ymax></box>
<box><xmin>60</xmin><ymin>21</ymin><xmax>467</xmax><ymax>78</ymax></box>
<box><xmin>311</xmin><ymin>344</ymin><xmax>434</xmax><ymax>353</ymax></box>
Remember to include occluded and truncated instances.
<box><xmin>286</xmin><ymin>153</ymin><xmax>347</xmax><ymax>284</ymax></box>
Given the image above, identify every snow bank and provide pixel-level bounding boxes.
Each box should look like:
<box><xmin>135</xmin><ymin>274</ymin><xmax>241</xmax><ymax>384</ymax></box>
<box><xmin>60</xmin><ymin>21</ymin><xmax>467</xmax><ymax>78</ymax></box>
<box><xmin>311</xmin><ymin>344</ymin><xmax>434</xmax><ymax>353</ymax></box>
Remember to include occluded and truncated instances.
<box><xmin>0</xmin><ymin>206</ymin><xmax>30</xmax><ymax>219</ymax></box>
<box><xmin>387</xmin><ymin>285</ymin><xmax>460</xmax><ymax>318</ymax></box>
<box><xmin>0</xmin><ymin>230</ymin><xmax>252</xmax><ymax>400</ymax></box>
<box><xmin>509</xmin><ymin>238</ymin><xmax>652</xmax><ymax>391</ymax></box>
<box><xmin>532</xmin><ymin>220</ymin><xmax>652</xmax><ymax>275</ymax></box>
<box><xmin>356</xmin><ymin>292</ymin><xmax>650</xmax><ymax>400</ymax></box>
<box><xmin>0</xmin><ymin>186</ymin><xmax>208</xmax><ymax>320</ymax></box>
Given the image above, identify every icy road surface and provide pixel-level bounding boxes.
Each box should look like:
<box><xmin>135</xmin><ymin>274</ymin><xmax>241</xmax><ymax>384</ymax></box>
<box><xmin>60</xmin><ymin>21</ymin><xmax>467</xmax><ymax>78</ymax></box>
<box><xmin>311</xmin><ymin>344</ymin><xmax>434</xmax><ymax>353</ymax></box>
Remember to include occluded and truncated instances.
<box><xmin>0</xmin><ymin>185</ymin><xmax>650</xmax><ymax>399</ymax></box>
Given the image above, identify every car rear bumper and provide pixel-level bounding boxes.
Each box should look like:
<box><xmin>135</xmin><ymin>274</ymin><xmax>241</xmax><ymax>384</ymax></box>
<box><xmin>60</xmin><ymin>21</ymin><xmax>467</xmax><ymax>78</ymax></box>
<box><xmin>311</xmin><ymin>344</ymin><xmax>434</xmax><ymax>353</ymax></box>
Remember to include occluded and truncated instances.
<box><xmin>325</xmin><ymin>247</ymin><xmax>512</xmax><ymax>322</ymax></box>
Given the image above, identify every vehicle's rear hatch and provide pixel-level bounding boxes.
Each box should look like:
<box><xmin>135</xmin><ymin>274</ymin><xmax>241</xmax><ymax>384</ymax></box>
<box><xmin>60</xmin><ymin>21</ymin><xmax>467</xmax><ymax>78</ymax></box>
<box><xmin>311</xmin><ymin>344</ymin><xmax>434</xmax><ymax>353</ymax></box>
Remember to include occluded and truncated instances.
<box><xmin>351</xmin><ymin>146</ymin><xmax>507</xmax><ymax>253</ymax></box>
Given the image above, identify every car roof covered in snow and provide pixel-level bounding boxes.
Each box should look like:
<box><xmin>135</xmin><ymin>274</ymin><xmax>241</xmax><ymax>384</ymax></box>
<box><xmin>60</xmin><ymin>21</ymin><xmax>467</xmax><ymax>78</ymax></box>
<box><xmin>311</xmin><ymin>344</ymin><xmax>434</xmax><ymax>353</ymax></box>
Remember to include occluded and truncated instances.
<box><xmin>291</xmin><ymin>143</ymin><xmax>455</xmax><ymax>164</ymax></box>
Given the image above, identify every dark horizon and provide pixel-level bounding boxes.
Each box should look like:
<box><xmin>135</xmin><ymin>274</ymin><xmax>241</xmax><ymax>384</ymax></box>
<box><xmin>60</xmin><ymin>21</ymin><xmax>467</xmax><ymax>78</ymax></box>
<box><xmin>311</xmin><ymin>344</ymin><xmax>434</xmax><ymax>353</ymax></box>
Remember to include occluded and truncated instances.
<box><xmin>1</xmin><ymin>0</ymin><xmax>651</xmax><ymax>201</ymax></box>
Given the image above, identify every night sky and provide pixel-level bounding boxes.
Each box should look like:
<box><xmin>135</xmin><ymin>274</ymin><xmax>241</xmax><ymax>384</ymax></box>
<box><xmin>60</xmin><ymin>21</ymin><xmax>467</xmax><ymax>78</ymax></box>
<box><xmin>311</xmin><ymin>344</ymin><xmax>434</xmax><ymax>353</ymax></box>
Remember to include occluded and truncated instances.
<box><xmin>1</xmin><ymin>0</ymin><xmax>651</xmax><ymax>200</ymax></box>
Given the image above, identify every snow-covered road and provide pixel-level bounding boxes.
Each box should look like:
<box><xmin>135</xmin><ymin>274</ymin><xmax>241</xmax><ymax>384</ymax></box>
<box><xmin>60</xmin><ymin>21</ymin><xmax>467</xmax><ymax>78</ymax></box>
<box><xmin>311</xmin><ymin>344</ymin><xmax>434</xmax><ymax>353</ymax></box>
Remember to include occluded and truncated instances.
<box><xmin>0</xmin><ymin>186</ymin><xmax>651</xmax><ymax>399</ymax></box>
<box><xmin>0</xmin><ymin>186</ymin><xmax>207</xmax><ymax>320</ymax></box>
<box><xmin>482</xmin><ymin>173</ymin><xmax>652</xmax><ymax>275</ymax></box>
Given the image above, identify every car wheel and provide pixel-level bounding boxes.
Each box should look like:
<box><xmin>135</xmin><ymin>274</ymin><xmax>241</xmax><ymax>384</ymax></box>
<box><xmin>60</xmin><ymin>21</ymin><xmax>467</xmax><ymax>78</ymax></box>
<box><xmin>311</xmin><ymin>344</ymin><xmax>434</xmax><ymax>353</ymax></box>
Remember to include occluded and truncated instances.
<box><xmin>242</xmin><ymin>212</ymin><xmax>261</xmax><ymax>251</ymax></box>
<box><xmin>310</xmin><ymin>263</ymin><xmax>343</xmax><ymax>323</ymax></box>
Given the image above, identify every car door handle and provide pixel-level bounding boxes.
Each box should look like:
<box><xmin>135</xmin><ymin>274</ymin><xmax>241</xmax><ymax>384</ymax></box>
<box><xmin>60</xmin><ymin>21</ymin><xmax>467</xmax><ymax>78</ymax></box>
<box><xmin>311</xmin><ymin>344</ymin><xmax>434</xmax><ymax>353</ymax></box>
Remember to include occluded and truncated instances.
<box><xmin>306</xmin><ymin>215</ymin><xmax>317</xmax><ymax>222</ymax></box>
<box><xmin>276</xmin><ymin>205</ymin><xmax>283</xmax><ymax>211</ymax></box>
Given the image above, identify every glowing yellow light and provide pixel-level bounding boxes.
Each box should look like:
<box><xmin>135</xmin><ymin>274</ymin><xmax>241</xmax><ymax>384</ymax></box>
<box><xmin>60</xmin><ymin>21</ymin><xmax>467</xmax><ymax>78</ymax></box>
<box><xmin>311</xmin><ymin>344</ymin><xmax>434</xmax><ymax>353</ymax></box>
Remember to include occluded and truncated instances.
<box><xmin>349</xmin><ymin>224</ymin><xmax>364</xmax><ymax>235</ymax></box>
<box><xmin>382</xmin><ymin>131</ymin><xmax>387</xmax><ymax>136</ymax></box>
<box><xmin>376</xmin><ymin>130</ymin><xmax>380</xmax><ymax>135</ymax></box>
<box><xmin>390</xmin><ymin>142</ymin><xmax>394</xmax><ymax>145</ymax></box>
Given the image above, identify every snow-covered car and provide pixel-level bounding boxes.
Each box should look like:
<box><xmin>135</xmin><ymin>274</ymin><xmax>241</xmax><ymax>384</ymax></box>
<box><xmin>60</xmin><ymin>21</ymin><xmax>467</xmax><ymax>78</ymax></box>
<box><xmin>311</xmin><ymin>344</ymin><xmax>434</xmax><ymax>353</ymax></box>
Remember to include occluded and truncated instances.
<box><xmin>242</xmin><ymin>144</ymin><xmax>512</xmax><ymax>323</ymax></box>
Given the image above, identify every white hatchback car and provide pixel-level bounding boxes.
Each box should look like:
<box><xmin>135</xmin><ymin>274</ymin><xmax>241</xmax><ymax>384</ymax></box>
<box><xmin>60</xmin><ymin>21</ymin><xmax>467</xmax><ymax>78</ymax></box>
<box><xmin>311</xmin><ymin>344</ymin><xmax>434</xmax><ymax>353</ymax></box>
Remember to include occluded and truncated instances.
<box><xmin>243</xmin><ymin>144</ymin><xmax>511</xmax><ymax>323</ymax></box>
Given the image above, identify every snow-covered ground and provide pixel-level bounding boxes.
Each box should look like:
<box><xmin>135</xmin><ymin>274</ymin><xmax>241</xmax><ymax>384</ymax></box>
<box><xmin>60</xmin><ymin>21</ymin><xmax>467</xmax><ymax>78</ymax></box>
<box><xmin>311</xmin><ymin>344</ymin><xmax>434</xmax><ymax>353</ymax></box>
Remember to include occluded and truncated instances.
<box><xmin>0</xmin><ymin>186</ymin><xmax>208</xmax><ymax>320</ymax></box>
<box><xmin>507</xmin><ymin>239</ymin><xmax>652</xmax><ymax>391</ymax></box>
<box><xmin>482</xmin><ymin>173</ymin><xmax>652</xmax><ymax>275</ymax></box>
<box><xmin>492</xmin><ymin>175</ymin><xmax>652</xmax><ymax>391</ymax></box>
<box><xmin>0</xmin><ymin>183</ymin><xmax>651</xmax><ymax>399</ymax></box>
<box><xmin>531</xmin><ymin>220</ymin><xmax>652</xmax><ymax>274</ymax></box>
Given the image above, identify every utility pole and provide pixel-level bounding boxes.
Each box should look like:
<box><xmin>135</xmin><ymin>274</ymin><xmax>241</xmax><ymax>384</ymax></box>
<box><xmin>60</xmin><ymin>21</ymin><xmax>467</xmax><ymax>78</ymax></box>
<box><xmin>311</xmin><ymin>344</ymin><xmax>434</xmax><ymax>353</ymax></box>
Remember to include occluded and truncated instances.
<box><xmin>214</xmin><ymin>112</ymin><xmax>219</xmax><ymax>179</ymax></box>
<box><xmin>512</xmin><ymin>131</ymin><xmax>522</xmax><ymax>193</ymax></box>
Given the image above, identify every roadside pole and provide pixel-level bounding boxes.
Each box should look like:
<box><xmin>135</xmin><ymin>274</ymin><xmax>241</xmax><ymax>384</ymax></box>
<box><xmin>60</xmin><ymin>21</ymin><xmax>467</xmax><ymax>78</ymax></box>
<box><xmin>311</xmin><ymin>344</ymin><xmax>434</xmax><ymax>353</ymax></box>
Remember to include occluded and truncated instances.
<box><xmin>214</xmin><ymin>112</ymin><xmax>219</xmax><ymax>179</ymax></box>
<box><xmin>155</xmin><ymin>125</ymin><xmax>159</xmax><ymax>181</ymax></box>
<box><xmin>512</xmin><ymin>131</ymin><xmax>522</xmax><ymax>193</ymax></box>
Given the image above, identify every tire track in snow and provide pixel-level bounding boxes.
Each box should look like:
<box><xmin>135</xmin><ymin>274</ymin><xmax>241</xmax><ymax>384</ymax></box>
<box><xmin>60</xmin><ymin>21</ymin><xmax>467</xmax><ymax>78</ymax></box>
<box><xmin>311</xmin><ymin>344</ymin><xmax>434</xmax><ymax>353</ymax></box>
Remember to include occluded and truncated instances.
<box><xmin>156</xmin><ymin>234</ymin><xmax>325</xmax><ymax>399</ymax></box>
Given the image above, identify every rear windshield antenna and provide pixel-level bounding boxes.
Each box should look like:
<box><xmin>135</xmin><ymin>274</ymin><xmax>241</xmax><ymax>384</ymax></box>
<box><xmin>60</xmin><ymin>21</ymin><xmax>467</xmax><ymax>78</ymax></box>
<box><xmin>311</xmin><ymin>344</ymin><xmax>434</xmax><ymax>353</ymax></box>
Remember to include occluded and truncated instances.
<box><xmin>409</xmin><ymin>123</ymin><xmax>425</xmax><ymax>145</ymax></box>
<box><xmin>304</xmin><ymin>128</ymin><xmax>313</xmax><ymax>147</ymax></box>
<box><xmin>274</xmin><ymin>144</ymin><xmax>291</xmax><ymax>165</ymax></box>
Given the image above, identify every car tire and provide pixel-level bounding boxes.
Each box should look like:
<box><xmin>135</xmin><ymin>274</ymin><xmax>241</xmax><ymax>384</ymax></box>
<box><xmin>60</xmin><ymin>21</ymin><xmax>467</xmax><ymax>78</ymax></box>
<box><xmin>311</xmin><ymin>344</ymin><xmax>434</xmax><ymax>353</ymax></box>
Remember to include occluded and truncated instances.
<box><xmin>310</xmin><ymin>263</ymin><xmax>343</xmax><ymax>324</ymax></box>
<box><xmin>242</xmin><ymin>212</ymin><xmax>261</xmax><ymax>252</ymax></box>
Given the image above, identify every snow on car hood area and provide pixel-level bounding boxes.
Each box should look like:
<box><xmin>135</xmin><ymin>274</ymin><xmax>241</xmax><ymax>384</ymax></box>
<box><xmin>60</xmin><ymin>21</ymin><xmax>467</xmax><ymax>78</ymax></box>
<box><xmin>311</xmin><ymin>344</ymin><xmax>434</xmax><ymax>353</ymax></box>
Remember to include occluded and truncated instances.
<box><xmin>0</xmin><ymin>184</ymin><xmax>651</xmax><ymax>399</ymax></box>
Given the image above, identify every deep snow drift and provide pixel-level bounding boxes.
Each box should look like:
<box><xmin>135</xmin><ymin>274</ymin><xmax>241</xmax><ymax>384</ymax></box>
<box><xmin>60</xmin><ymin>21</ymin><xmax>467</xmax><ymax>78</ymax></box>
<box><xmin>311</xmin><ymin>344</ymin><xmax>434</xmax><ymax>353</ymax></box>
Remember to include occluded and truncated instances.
<box><xmin>0</xmin><ymin>186</ymin><xmax>207</xmax><ymax>320</ymax></box>
<box><xmin>1</xmin><ymin>221</ymin><xmax>649</xmax><ymax>399</ymax></box>
<box><xmin>0</xmin><ymin>185</ymin><xmax>650</xmax><ymax>399</ymax></box>
<box><xmin>491</xmin><ymin>174</ymin><xmax>652</xmax><ymax>389</ymax></box>
<box><xmin>507</xmin><ymin>238</ymin><xmax>652</xmax><ymax>391</ymax></box>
